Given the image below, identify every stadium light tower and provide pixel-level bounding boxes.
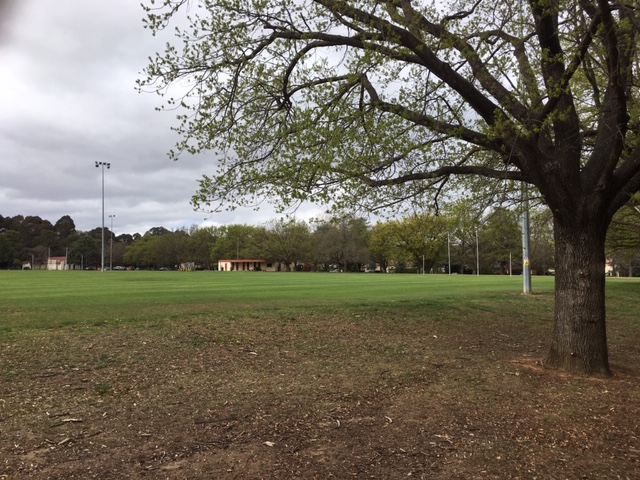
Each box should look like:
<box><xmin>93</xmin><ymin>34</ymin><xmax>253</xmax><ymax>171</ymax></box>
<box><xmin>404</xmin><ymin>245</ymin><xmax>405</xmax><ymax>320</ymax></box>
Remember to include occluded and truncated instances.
<box><xmin>95</xmin><ymin>161</ymin><xmax>111</xmax><ymax>272</ymax></box>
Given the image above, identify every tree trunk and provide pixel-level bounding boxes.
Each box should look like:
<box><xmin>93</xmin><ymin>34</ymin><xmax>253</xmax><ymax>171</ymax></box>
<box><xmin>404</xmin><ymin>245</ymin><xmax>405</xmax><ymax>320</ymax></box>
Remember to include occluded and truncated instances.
<box><xmin>544</xmin><ymin>218</ymin><xmax>611</xmax><ymax>376</ymax></box>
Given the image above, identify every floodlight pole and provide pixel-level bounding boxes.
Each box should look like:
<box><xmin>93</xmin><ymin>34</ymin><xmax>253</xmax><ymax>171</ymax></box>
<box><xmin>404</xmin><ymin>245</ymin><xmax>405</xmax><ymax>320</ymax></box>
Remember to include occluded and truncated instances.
<box><xmin>109</xmin><ymin>214</ymin><xmax>115</xmax><ymax>270</ymax></box>
<box><xmin>95</xmin><ymin>161</ymin><xmax>111</xmax><ymax>272</ymax></box>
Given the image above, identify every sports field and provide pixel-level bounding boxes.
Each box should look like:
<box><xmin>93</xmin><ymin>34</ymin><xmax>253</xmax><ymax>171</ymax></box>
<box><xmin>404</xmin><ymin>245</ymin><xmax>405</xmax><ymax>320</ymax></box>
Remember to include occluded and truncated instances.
<box><xmin>1</xmin><ymin>271</ymin><xmax>639</xmax><ymax>479</ymax></box>
<box><xmin>1</xmin><ymin>270</ymin><xmax>553</xmax><ymax>334</ymax></box>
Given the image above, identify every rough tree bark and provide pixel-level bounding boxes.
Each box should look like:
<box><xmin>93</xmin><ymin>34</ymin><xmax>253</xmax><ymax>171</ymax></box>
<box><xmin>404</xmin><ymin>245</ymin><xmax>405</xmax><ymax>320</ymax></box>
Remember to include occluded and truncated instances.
<box><xmin>545</xmin><ymin>214</ymin><xmax>611</xmax><ymax>375</ymax></box>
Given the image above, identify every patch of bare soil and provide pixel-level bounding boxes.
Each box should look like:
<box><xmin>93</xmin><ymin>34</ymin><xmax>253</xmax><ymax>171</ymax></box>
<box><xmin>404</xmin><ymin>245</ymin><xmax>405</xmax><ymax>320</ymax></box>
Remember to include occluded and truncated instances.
<box><xmin>1</xmin><ymin>310</ymin><xmax>640</xmax><ymax>479</ymax></box>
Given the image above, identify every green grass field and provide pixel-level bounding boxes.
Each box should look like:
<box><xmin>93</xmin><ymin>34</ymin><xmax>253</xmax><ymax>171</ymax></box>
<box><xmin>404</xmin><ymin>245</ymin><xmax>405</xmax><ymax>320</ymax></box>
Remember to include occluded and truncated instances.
<box><xmin>1</xmin><ymin>270</ymin><xmax>556</xmax><ymax>334</ymax></box>
<box><xmin>2</xmin><ymin>271</ymin><xmax>640</xmax><ymax>478</ymax></box>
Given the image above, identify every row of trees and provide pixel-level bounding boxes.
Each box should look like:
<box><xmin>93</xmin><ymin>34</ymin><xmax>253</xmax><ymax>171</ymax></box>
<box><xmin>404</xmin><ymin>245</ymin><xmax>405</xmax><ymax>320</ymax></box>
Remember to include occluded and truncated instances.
<box><xmin>0</xmin><ymin>214</ymin><xmax>138</xmax><ymax>270</ymax></box>
<box><xmin>121</xmin><ymin>217</ymin><xmax>367</xmax><ymax>271</ymax></box>
<box><xmin>3</xmin><ymin>200</ymin><xmax>638</xmax><ymax>273</ymax></box>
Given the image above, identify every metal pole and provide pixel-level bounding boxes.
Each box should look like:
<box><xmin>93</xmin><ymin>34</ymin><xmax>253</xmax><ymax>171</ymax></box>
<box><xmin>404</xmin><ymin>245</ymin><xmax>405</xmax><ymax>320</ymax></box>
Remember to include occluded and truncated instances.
<box><xmin>447</xmin><ymin>232</ymin><xmax>451</xmax><ymax>275</ymax></box>
<box><xmin>522</xmin><ymin>188</ymin><xmax>532</xmax><ymax>294</ymax></box>
<box><xmin>101</xmin><ymin>165</ymin><xmax>104</xmax><ymax>271</ymax></box>
<box><xmin>109</xmin><ymin>214</ymin><xmax>115</xmax><ymax>270</ymax></box>
<box><xmin>95</xmin><ymin>162</ymin><xmax>111</xmax><ymax>272</ymax></box>
<box><xmin>475</xmin><ymin>228</ymin><xmax>479</xmax><ymax>275</ymax></box>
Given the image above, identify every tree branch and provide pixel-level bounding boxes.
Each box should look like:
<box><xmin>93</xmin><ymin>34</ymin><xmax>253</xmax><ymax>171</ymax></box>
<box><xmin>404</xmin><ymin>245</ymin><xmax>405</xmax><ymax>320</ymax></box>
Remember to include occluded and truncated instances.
<box><xmin>532</xmin><ymin>12</ymin><xmax>601</xmax><ymax>127</ymax></box>
<box><xmin>339</xmin><ymin>164</ymin><xmax>524</xmax><ymax>188</ymax></box>
<box><xmin>582</xmin><ymin>0</ymin><xmax>633</xmax><ymax>194</ymax></box>
<box><xmin>314</xmin><ymin>0</ymin><xmax>511</xmax><ymax>126</ymax></box>
<box><xmin>359</xmin><ymin>74</ymin><xmax>500</xmax><ymax>152</ymax></box>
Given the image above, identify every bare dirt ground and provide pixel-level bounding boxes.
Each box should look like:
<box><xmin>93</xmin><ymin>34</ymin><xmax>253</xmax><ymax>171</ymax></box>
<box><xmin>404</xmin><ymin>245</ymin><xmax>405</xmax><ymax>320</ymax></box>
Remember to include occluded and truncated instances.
<box><xmin>2</xmin><ymin>306</ymin><xmax>640</xmax><ymax>479</ymax></box>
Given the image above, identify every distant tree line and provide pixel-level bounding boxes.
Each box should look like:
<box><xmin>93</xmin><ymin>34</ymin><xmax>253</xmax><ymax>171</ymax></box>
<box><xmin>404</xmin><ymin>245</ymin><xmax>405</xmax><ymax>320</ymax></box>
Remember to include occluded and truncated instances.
<box><xmin>2</xmin><ymin>199</ymin><xmax>638</xmax><ymax>274</ymax></box>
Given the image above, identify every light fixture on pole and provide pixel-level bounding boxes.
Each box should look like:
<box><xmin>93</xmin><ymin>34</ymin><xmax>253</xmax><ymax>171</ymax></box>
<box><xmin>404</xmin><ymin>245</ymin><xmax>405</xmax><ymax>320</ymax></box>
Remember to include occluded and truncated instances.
<box><xmin>95</xmin><ymin>161</ymin><xmax>111</xmax><ymax>272</ymax></box>
<box><xmin>109</xmin><ymin>214</ymin><xmax>116</xmax><ymax>271</ymax></box>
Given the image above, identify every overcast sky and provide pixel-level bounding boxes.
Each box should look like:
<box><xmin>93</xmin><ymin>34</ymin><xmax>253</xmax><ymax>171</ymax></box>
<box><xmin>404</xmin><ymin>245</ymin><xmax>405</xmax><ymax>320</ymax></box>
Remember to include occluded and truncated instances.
<box><xmin>0</xmin><ymin>0</ymin><xmax>323</xmax><ymax>235</ymax></box>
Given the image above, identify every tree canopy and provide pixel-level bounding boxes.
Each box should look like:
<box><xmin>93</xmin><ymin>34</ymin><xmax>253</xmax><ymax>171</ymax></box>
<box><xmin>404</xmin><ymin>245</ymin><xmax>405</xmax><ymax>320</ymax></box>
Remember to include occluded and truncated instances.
<box><xmin>141</xmin><ymin>0</ymin><xmax>639</xmax><ymax>216</ymax></box>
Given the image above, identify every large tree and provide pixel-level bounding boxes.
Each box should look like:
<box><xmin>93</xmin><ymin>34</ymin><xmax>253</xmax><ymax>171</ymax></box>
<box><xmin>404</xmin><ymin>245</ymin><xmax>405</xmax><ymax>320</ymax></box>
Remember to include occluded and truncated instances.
<box><xmin>54</xmin><ymin>215</ymin><xmax>77</xmax><ymax>244</ymax></box>
<box><xmin>186</xmin><ymin>226</ymin><xmax>220</xmax><ymax>269</ymax></box>
<box><xmin>210</xmin><ymin>224</ymin><xmax>263</xmax><ymax>263</ymax></box>
<box><xmin>68</xmin><ymin>233</ymin><xmax>100</xmax><ymax>269</ymax></box>
<box><xmin>0</xmin><ymin>230</ymin><xmax>24</xmax><ymax>269</ymax></box>
<box><xmin>141</xmin><ymin>0</ymin><xmax>640</xmax><ymax>375</ymax></box>
<box><xmin>368</xmin><ymin>221</ymin><xmax>400</xmax><ymax>272</ymax></box>
<box><xmin>392</xmin><ymin>213</ymin><xmax>448</xmax><ymax>273</ymax></box>
<box><xmin>444</xmin><ymin>199</ymin><xmax>484</xmax><ymax>274</ymax></box>
<box><xmin>313</xmin><ymin>216</ymin><xmax>370</xmax><ymax>271</ymax></box>
<box><xmin>479</xmin><ymin>207</ymin><xmax>522</xmax><ymax>274</ymax></box>
<box><xmin>261</xmin><ymin>218</ymin><xmax>315</xmax><ymax>270</ymax></box>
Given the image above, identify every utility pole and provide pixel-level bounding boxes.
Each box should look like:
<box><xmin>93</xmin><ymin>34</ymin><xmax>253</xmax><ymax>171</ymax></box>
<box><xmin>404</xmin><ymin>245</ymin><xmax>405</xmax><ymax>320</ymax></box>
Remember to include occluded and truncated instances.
<box><xmin>95</xmin><ymin>162</ymin><xmax>111</xmax><ymax>272</ymax></box>
<box><xmin>475</xmin><ymin>228</ymin><xmax>479</xmax><ymax>275</ymax></box>
<box><xmin>447</xmin><ymin>232</ymin><xmax>451</xmax><ymax>275</ymax></box>
<box><xmin>109</xmin><ymin>214</ymin><xmax>116</xmax><ymax>270</ymax></box>
<box><xmin>522</xmin><ymin>187</ymin><xmax>532</xmax><ymax>294</ymax></box>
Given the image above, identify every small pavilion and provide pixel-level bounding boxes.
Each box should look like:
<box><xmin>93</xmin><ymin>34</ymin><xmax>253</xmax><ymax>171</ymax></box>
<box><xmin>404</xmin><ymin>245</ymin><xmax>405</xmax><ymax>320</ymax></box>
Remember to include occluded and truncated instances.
<box><xmin>217</xmin><ymin>259</ymin><xmax>266</xmax><ymax>272</ymax></box>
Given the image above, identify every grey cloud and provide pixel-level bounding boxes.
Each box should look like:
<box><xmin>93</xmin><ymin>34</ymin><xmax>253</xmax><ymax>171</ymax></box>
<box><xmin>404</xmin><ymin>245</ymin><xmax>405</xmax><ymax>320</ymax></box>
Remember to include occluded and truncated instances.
<box><xmin>0</xmin><ymin>0</ymin><xmax>324</xmax><ymax>235</ymax></box>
